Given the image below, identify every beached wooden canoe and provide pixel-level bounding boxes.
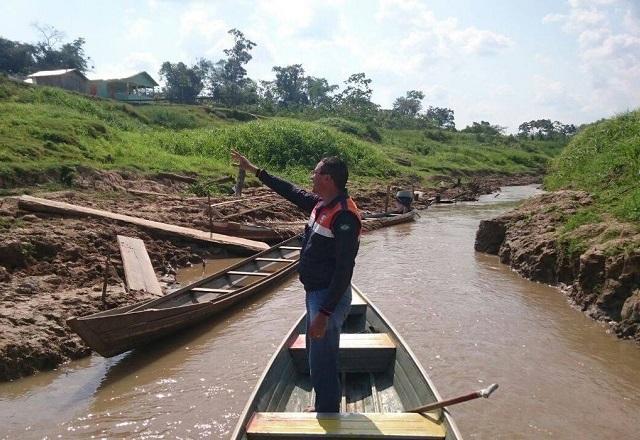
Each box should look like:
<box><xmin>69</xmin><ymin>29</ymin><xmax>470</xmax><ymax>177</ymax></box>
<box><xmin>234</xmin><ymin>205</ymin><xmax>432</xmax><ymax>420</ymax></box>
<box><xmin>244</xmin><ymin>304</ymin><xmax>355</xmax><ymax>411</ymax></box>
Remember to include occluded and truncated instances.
<box><xmin>67</xmin><ymin>235</ymin><xmax>303</xmax><ymax>357</ymax></box>
<box><xmin>210</xmin><ymin>221</ymin><xmax>291</xmax><ymax>242</ymax></box>
<box><xmin>231</xmin><ymin>284</ymin><xmax>462</xmax><ymax>440</ymax></box>
<box><xmin>362</xmin><ymin>209</ymin><xmax>419</xmax><ymax>229</ymax></box>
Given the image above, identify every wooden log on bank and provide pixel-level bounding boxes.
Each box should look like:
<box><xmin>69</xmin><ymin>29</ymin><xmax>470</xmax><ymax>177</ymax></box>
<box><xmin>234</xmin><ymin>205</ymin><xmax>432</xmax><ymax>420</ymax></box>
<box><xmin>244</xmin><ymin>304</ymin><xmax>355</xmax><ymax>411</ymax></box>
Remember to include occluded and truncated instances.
<box><xmin>17</xmin><ymin>195</ymin><xmax>269</xmax><ymax>252</ymax></box>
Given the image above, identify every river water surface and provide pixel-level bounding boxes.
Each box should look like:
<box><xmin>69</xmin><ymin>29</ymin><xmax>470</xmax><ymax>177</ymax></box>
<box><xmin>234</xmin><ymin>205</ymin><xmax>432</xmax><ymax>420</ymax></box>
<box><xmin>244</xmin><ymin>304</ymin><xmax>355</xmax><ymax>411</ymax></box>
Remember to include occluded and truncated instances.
<box><xmin>1</xmin><ymin>185</ymin><xmax>639</xmax><ymax>439</ymax></box>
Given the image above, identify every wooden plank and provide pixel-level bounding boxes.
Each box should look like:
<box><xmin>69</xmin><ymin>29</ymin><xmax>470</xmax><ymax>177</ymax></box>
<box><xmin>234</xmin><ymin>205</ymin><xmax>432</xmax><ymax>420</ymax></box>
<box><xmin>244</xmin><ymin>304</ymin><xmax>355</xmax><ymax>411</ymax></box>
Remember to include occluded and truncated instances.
<box><xmin>191</xmin><ymin>287</ymin><xmax>236</xmax><ymax>293</ymax></box>
<box><xmin>289</xmin><ymin>334</ymin><xmax>396</xmax><ymax>373</ymax></box>
<box><xmin>255</xmin><ymin>257</ymin><xmax>295</xmax><ymax>263</ymax></box>
<box><xmin>227</xmin><ymin>271</ymin><xmax>271</xmax><ymax>277</ymax></box>
<box><xmin>246</xmin><ymin>412</ymin><xmax>445</xmax><ymax>439</ymax></box>
<box><xmin>117</xmin><ymin>235</ymin><xmax>162</xmax><ymax>295</ymax></box>
<box><xmin>18</xmin><ymin>195</ymin><xmax>269</xmax><ymax>252</ymax></box>
<box><xmin>208</xmin><ymin>194</ymin><xmax>273</xmax><ymax>209</ymax></box>
<box><xmin>350</xmin><ymin>291</ymin><xmax>367</xmax><ymax>315</ymax></box>
<box><xmin>290</xmin><ymin>333</ymin><xmax>395</xmax><ymax>350</ymax></box>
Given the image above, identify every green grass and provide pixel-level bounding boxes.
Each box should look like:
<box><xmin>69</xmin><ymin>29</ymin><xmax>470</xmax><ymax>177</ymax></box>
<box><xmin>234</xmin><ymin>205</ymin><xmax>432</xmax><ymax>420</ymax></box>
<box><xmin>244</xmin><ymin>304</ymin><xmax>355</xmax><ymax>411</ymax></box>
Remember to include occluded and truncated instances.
<box><xmin>545</xmin><ymin>110</ymin><xmax>640</xmax><ymax>222</ymax></box>
<box><xmin>379</xmin><ymin>128</ymin><xmax>564</xmax><ymax>177</ymax></box>
<box><xmin>0</xmin><ymin>75</ymin><xmax>567</xmax><ymax>190</ymax></box>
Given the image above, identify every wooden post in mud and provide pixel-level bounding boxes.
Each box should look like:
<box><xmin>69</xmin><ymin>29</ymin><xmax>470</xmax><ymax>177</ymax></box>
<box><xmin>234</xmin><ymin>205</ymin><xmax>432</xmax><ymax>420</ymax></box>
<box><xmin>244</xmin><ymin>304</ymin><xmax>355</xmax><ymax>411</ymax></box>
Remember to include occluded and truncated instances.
<box><xmin>384</xmin><ymin>185</ymin><xmax>390</xmax><ymax>213</ymax></box>
<box><xmin>101</xmin><ymin>253</ymin><xmax>110</xmax><ymax>309</ymax></box>
<box><xmin>235</xmin><ymin>168</ymin><xmax>246</xmax><ymax>197</ymax></box>
<box><xmin>207</xmin><ymin>193</ymin><xmax>213</xmax><ymax>238</ymax></box>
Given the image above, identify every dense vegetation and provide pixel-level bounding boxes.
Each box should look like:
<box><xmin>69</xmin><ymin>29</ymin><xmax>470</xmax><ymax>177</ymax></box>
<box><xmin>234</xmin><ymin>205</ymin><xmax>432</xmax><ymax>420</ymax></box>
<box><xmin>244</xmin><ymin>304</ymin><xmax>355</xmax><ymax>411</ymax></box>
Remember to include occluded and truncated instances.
<box><xmin>546</xmin><ymin>110</ymin><xmax>640</xmax><ymax>223</ymax></box>
<box><xmin>0</xmin><ymin>75</ymin><xmax>566</xmax><ymax>192</ymax></box>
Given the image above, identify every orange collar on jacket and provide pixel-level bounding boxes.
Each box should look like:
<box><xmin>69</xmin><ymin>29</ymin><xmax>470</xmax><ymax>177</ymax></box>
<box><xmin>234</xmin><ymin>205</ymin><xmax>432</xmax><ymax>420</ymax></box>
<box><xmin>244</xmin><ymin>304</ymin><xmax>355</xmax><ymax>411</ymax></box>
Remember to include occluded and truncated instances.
<box><xmin>308</xmin><ymin>195</ymin><xmax>361</xmax><ymax>238</ymax></box>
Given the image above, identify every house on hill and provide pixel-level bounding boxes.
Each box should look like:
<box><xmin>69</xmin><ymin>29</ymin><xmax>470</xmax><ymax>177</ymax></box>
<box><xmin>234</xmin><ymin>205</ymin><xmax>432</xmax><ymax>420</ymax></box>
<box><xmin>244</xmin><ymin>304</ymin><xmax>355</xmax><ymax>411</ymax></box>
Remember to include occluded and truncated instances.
<box><xmin>89</xmin><ymin>71</ymin><xmax>159</xmax><ymax>102</ymax></box>
<box><xmin>26</xmin><ymin>69</ymin><xmax>89</xmax><ymax>93</ymax></box>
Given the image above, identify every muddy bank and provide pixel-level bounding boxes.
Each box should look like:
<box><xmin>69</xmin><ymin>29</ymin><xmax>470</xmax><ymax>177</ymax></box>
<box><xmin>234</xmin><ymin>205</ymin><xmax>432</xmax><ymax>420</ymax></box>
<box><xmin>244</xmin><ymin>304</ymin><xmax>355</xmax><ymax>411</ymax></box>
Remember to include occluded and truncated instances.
<box><xmin>475</xmin><ymin>190</ymin><xmax>640</xmax><ymax>343</ymax></box>
<box><xmin>0</xmin><ymin>168</ymin><xmax>535</xmax><ymax>381</ymax></box>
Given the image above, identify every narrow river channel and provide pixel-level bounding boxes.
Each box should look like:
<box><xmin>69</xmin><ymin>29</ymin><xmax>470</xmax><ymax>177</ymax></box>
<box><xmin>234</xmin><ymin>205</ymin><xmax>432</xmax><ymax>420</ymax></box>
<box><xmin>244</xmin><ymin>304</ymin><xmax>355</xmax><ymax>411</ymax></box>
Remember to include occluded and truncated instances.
<box><xmin>1</xmin><ymin>185</ymin><xmax>639</xmax><ymax>439</ymax></box>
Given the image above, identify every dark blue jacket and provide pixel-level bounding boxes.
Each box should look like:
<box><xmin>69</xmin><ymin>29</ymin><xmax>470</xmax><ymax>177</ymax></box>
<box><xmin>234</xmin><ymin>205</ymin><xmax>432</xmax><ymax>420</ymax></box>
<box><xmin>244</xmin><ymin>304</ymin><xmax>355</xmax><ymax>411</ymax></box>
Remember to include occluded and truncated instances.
<box><xmin>257</xmin><ymin>169</ymin><xmax>360</xmax><ymax>314</ymax></box>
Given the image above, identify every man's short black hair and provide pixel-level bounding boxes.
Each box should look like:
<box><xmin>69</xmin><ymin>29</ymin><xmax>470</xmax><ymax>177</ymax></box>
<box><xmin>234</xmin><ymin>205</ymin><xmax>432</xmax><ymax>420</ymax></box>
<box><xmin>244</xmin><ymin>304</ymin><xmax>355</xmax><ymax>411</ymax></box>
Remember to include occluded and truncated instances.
<box><xmin>319</xmin><ymin>156</ymin><xmax>348</xmax><ymax>190</ymax></box>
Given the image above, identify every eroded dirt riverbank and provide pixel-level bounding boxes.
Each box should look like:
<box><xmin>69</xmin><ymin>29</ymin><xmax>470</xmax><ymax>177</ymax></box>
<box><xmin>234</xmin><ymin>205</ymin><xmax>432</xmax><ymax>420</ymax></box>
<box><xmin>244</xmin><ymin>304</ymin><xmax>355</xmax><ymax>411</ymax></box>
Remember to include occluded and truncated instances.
<box><xmin>0</xmin><ymin>168</ymin><xmax>538</xmax><ymax>381</ymax></box>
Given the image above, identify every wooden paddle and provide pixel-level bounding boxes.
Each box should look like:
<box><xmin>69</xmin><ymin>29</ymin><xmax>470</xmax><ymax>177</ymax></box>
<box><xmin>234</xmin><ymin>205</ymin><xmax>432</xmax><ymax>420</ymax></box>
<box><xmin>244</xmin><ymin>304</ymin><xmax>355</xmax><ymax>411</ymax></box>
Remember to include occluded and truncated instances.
<box><xmin>409</xmin><ymin>383</ymin><xmax>499</xmax><ymax>413</ymax></box>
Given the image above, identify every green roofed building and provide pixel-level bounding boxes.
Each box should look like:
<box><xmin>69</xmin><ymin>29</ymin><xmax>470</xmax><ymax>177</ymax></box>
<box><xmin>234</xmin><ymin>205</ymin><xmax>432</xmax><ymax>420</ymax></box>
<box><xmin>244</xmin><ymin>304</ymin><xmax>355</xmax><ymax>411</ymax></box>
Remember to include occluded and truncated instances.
<box><xmin>89</xmin><ymin>71</ymin><xmax>158</xmax><ymax>102</ymax></box>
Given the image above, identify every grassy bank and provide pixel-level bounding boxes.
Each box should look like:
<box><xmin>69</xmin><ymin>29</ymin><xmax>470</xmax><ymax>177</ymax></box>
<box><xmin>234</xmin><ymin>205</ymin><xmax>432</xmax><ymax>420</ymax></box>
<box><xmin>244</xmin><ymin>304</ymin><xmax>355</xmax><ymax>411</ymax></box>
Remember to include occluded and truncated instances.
<box><xmin>546</xmin><ymin>110</ymin><xmax>640</xmax><ymax>223</ymax></box>
<box><xmin>0</xmin><ymin>75</ymin><xmax>566</xmax><ymax>190</ymax></box>
<box><xmin>543</xmin><ymin>110</ymin><xmax>640</xmax><ymax>258</ymax></box>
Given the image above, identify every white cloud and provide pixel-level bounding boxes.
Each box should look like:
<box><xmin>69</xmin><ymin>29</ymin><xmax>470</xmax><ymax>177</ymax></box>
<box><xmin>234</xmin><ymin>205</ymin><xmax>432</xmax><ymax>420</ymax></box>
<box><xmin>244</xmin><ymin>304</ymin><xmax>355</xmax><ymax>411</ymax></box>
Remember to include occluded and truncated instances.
<box><xmin>178</xmin><ymin>2</ymin><xmax>229</xmax><ymax>59</ymax></box>
<box><xmin>542</xmin><ymin>0</ymin><xmax>640</xmax><ymax>114</ymax></box>
<box><xmin>542</xmin><ymin>13</ymin><xmax>565</xmax><ymax>23</ymax></box>
<box><xmin>377</xmin><ymin>0</ymin><xmax>513</xmax><ymax>58</ymax></box>
<box><xmin>126</xmin><ymin>18</ymin><xmax>152</xmax><ymax>40</ymax></box>
<box><xmin>91</xmin><ymin>52</ymin><xmax>160</xmax><ymax>81</ymax></box>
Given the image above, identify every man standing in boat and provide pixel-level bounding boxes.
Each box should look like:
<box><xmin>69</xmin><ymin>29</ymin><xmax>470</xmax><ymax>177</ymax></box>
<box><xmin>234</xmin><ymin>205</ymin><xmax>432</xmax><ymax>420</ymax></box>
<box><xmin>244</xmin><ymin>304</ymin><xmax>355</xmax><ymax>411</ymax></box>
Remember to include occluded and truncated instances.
<box><xmin>232</xmin><ymin>151</ymin><xmax>361</xmax><ymax>413</ymax></box>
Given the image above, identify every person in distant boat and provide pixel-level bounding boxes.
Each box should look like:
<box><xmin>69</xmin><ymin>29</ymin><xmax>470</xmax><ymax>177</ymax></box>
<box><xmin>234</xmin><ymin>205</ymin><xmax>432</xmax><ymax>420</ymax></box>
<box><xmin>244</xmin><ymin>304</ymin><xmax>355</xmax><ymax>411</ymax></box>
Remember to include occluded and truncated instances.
<box><xmin>231</xmin><ymin>150</ymin><xmax>361</xmax><ymax>413</ymax></box>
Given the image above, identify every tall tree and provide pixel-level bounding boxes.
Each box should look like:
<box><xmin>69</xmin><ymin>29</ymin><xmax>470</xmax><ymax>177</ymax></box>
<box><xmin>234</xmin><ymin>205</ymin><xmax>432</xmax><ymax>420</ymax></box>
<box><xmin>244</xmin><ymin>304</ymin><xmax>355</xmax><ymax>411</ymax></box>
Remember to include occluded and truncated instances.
<box><xmin>272</xmin><ymin>64</ymin><xmax>308</xmax><ymax>108</ymax></box>
<box><xmin>305</xmin><ymin>76</ymin><xmax>338</xmax><ymax>109</ymax></box>
<box><xmin>210</xmin><ymin>28</ymin><xmax>257</xmax><ymax>106</ymax></box>
<box><xmin>462</xmin><ymin>121</ymin><xmax>505</xmax><ymax>135</ymax></box>
<box><xmin>336</xmin><ymin>72</ymin><xmax>379</xmax><ymax>121</ymax></box>
<box><xmin>392</xmin><ymin>90</ymin><xmax>424</xmax><ymax>117</ymax></box>
<box><xmin>0</xmin><ymin>37</ymin><xmax>35</xmax><ymax>75</ymax></box>
<box><xmin>425</xmin><ymin>106</ymin><xmax>455</xmax><ymax>129</ymax></box>
<box><xmin>32</xmin><ymin>24</ymin><xmax>92</xmax><ymax>72</ymax></box>
<box><xmin>159</xmin><ymin>61</ymin><xmax>206</xmax><ymax>104</ymax></box>
<box><xmin>518</xmin><ymin>119</ymin><xmax>575</xmax><ymax>139</ymax></box>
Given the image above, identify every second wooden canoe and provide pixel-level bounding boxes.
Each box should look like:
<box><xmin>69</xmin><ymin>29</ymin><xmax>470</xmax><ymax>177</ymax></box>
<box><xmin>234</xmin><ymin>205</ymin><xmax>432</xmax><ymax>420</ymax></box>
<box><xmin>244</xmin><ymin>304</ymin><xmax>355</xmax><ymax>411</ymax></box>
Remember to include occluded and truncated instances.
<box><xmin>362</xmin><ymin>209</ymin><xmax>419</xmax><ymax>229</ymax></box>
<box><xmin>67</xmin><ymin>235</ymin><xmax>303</xmax><ymax>357</ymax></box>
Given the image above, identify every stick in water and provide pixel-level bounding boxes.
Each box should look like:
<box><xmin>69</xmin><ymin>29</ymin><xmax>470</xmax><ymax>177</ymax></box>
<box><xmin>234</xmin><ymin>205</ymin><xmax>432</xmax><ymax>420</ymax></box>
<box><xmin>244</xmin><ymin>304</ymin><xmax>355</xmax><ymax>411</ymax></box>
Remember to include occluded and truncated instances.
<box><xmin>409</xmin><ymin>383</ymin><xmax>499</xmax><ymax>413</ymax></box>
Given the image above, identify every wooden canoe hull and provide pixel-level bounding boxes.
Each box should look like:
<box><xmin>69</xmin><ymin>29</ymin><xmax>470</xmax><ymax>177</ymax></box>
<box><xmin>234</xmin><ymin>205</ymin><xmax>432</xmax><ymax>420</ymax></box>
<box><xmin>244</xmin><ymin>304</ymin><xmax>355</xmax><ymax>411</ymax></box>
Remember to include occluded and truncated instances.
<box><xmin>362</xmin><ymin>210</ymin><xmax>418</xmax><ymax>229</ymax></box>
<box><xmin>67</xmin><ymin>236</ymin><xmax>303</xmax><ymax>357</ymax></box>
<box><xmin>230</xmin><ymin>284</ymin><xmax>462</xmax><ymax>440</ymax></box>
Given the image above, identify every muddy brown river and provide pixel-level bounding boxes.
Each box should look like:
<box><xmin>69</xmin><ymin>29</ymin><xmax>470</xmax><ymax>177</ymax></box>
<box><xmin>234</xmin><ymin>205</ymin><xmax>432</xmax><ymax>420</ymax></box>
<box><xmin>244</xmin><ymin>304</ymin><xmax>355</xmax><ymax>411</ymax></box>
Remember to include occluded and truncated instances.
<box><xmin>1</xmin><ymin>185</ymin><xmax>639</xmax><ymax>439</ymax></box>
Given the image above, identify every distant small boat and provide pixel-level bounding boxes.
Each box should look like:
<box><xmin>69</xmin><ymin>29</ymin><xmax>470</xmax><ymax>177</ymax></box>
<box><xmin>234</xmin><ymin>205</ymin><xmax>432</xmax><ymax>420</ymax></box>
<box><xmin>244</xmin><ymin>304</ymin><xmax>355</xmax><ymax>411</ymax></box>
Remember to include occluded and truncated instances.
<box><xmin>362</xmin><ymin>209</ymin><xmax>419</xmax><ymax>228</ymax></box>
<box><xmin>231</xmin><ymin>284</ymin><xmax>462</xmax><ymax>440</ymax></box>
<box><xmin>67</xmin><ymin>235</ymin><xmax>303</xmax><ymax>357</ymax></box>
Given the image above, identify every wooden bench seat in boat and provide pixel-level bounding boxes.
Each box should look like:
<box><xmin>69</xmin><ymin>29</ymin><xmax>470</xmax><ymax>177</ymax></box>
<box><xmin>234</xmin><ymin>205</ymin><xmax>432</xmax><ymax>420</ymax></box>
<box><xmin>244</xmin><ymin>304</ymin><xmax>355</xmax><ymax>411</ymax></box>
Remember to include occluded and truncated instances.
<box><xmin>246</xmin><ymin>412</ymin><xmax>446</xmax><ymax>439</ymax></box>
<box><xmin>349</xmin><ymin>293</ymin><xmax>367</xmax><ymax>315</ymax></box>
<box><xmin>289</xmin><ymin>333</ymin><xmax>395</xmax><ymax>373</ymax></box>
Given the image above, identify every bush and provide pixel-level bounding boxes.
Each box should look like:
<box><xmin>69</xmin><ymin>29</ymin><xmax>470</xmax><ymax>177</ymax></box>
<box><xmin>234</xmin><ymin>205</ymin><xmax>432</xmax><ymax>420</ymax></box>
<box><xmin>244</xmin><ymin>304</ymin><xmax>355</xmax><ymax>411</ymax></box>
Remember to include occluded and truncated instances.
<box><xmin>424</xmin><ymin>129</ymin><xmax>450</xmax><ymax>142</ymax></box>
<box><xmin>316</xmin><ymin>117</ymin><xmax>381</xmax><ymax>143</ymax></box>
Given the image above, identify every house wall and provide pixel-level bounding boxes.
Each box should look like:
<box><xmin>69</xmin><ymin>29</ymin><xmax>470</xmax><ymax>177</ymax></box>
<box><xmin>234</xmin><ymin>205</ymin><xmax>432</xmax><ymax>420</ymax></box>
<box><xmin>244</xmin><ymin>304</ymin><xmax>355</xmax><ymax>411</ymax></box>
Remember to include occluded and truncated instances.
<box><xmin>34</xmin><ymin>73</ymin><xmax>88</xmax><ymax>94</ymax></box>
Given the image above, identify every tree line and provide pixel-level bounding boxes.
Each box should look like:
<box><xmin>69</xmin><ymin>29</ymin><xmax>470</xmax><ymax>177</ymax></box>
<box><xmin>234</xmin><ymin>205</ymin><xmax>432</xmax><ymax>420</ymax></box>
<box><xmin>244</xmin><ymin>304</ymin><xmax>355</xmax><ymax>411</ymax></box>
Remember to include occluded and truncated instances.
<box><xmin>1</xmin><ymin>26</ymin><xmax>576</xmax><ymax>138</ymax></box>
<box><xmin>0</xmin><ymin>24</ymin><xmax>92</xmax><ymax>75</ymax></box>
<box><xmin>158</xmin><ymin>29</ymin><xmax>456</xmax><ymax>130</ymax></box>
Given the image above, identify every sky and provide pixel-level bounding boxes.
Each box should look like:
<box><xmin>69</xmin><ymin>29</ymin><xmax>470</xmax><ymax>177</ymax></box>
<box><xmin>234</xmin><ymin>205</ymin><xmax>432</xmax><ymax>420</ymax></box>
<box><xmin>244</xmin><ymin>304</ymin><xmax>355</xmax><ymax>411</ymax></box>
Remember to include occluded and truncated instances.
<box><xmin>1</xmin><ymin>0</ymin><xmax>638</xmax><ymax>132</ymax></box>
